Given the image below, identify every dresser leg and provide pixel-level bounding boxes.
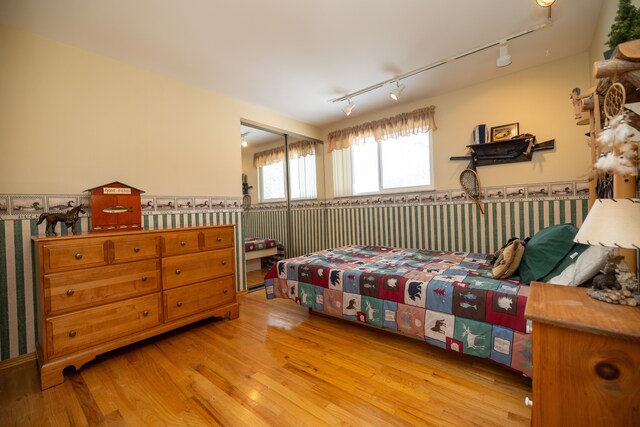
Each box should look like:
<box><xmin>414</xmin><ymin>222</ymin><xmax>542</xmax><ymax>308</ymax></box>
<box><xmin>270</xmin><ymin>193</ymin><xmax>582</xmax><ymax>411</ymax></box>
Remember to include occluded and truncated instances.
<box><xmin>227</xmin><ymin>303</ymin><xmax>240</xmax><ymax>320</ymax></box>
<box><xmin>39</xmin><ymin>365</ymin><xmax>65</xmax><ymax>390</ymax></box>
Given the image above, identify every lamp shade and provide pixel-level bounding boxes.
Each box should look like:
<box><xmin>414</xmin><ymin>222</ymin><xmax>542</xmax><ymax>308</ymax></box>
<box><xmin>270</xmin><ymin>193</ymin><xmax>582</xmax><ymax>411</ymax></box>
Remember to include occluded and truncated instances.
<box><xmin>574</xmin><ymin>198</ymin><xmax>640</xmax><ymax>249</ymax></box>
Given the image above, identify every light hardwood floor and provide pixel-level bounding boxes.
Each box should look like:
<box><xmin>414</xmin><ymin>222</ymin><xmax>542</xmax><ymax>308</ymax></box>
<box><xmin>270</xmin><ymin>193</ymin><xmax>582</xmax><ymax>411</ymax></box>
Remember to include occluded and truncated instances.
<box><xmin>1</xmin><ymin>291</ymin><xmax>532</xmax><ymax>426</ymax></box>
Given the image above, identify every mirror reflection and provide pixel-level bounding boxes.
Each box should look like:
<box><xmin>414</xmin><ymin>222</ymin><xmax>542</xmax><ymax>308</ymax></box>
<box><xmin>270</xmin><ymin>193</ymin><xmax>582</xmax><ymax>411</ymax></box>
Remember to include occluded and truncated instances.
<box><xmin>240</xmin><ymin>123</ymin><xmax>327</xmax><ymax>290</ymax></box>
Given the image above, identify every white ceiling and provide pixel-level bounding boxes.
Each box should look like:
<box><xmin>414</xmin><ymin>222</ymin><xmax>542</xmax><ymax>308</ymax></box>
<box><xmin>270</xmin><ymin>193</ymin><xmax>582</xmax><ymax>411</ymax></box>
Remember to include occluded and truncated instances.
<box><xmin>1</xmin><ymin>0</ymin><xmax>604</xmax><ymax>128</ymax></box>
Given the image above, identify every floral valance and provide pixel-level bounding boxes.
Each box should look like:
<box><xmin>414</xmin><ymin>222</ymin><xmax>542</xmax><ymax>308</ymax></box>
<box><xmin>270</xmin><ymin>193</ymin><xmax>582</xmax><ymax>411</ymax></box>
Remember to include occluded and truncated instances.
<box><xmin>327</xmin><ymin>105</ymin><xmax>437</xmax><ymax>153</ymax></box>
<box><xmin>253</xmin><ymin>140</ymin><xmax>316</xmax><ymax>168</ymax></box>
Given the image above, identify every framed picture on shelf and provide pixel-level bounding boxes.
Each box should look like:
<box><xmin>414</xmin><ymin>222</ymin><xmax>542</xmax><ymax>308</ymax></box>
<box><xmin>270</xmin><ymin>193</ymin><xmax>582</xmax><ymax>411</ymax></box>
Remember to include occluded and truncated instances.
<box><xmin>490</xmin><ymin>122</ymin><xmax>519</xmax><ymax>141</ymax></box>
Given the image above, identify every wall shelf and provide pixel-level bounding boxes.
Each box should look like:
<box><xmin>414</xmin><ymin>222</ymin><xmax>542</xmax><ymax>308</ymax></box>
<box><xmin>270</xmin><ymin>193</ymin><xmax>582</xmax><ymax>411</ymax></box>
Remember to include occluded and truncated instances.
<box><xmin>449</xmin><ymin>136</ymin><xmax>555</xmax><ymax>167</ymax></box>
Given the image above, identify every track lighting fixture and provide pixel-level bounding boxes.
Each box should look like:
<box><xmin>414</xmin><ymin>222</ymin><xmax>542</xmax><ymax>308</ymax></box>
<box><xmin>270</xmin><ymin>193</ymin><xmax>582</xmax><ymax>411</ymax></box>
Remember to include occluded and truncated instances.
<box><xmin>329</xmin><ymin>0</ymin><xmax>554</xmax><ymax>113</ymax></box>
<box><xmin>342</xmin><ymin>99</ymin><xmax>356</xmax><ymax>116</ymax></box>
<box><xmin>496</xmin><ymin>41</ymin><xmax>512</xmax><ymax>68</ymax></box>
<box><xmin>389</xmin><ymin>81</ymin><xmax>406</xmax><ymax>101</ymax></box>
<box><xmin>241</xmin><ymin>131</ymin><xmax>250</xmax><ymax>147</ymax></box>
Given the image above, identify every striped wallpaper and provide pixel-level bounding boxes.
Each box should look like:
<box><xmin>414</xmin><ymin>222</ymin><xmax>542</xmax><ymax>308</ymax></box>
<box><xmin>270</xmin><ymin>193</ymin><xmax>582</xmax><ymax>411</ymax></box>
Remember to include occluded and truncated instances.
<box><xmin>0</xmin><ymin>192</ymin><xmax>589</xmax><ymax>362</ymax></box>
<box><xmin>0</xmin><ymin>210</ymin><xmax>245</xmax><ymax>362</ymax></box>
<box><xmin>326</xmin><ymin>198</ymin><xmax>589</xmax><ymax>253</ymax></box>
<box><xmin>244</xmin><ymin>208</ymin><xmax>328</xmax><ymax>258</ymax></box>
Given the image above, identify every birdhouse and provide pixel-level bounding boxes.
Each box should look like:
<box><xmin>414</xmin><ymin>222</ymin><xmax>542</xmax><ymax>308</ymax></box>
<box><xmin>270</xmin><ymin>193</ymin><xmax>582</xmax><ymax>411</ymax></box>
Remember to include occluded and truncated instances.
<box><xmin>86</xmin><ymin>181</ymin><xmax>144</xmax><ymax>232</ymax></box>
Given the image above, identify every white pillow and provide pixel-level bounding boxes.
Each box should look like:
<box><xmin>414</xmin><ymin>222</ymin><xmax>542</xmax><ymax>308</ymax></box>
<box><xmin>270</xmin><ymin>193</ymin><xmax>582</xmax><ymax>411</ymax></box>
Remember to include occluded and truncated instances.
<box><xmin>546</xmin><ymin>245</ymin><xmax>612</xmax><ymax>286</ymax></box>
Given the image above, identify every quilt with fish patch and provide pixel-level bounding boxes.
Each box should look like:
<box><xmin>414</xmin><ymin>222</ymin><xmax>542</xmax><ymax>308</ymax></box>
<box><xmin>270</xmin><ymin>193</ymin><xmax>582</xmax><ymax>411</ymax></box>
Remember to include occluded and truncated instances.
<box><xmin>264</xmin><ymin>245</ymin><xmax>532</xmax><ymax>377</ymax></box>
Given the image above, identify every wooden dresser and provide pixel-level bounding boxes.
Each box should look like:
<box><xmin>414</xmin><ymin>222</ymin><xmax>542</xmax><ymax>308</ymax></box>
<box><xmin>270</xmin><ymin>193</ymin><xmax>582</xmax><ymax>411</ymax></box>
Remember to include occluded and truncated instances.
<box><xmin>525</xmin><ymin>282</ymin><xmax>640</xmax><ymax>426</ymax></box>
<box><xmin>33</xmin><ymin>225</ymin><xmax>238</xmax><ymax>389</ymax></box>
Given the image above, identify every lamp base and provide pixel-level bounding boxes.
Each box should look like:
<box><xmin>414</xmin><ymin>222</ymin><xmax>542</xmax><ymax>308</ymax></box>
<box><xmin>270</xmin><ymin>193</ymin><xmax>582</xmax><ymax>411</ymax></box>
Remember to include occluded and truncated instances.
<box><xmin>587</xmin><ymin>287</ymin><xmax>638</xmax><ymax>306</ymax></box>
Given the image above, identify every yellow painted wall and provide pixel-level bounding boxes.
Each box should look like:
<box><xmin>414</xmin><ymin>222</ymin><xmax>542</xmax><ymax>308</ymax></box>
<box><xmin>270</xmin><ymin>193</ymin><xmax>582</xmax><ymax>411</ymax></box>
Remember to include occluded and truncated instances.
<box><xmin>0</xmin><ymin>24</ymin><xmax>320</xmax><ymax>196</ymax></box>
<box><xmin>322</xmin><ymin>53</ymin><xmax>593</xmax><ymax>198</ymax></box>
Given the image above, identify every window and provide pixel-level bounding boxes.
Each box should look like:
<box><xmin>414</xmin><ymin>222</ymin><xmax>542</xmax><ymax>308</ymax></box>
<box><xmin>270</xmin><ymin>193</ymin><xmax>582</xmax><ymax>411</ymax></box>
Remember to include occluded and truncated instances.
<box><xmin>333</xmin><ymin>132</ymin><xmax>433</xmax><ymax>196</ymax></box>
<box><xmin>258</xmin><ymin>154</ymin><xmax>317</xmax><ymax>202</ymax></box>
<box><xmin>259</xmin><ymin>161</ymin><xmax>285</xmax><ymax>201</ymax></box>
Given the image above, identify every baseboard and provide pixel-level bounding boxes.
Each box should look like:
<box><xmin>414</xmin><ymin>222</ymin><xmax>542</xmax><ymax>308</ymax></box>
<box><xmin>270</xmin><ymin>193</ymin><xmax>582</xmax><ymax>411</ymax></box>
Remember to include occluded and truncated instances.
<box><xmin>0</xmin><ymin>352</ymin><xmax>36</xmax><ymax>371</ymax></box>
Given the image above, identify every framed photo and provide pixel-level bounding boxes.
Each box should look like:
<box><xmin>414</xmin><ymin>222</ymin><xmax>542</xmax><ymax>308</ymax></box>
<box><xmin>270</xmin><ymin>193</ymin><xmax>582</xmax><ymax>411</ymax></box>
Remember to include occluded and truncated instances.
<box><xmin>490</xmin><ymin>122</ymin><xmax>519</xmax><ymax>141</ymax></box>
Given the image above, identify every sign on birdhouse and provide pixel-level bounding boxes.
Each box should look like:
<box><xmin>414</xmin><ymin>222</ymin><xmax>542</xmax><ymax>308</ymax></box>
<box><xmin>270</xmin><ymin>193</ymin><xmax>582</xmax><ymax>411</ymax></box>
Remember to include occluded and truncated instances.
<box><xmin>86</xmin><ymin>181</ymin><xmax>144</xmax><ymax>232</ymax></box>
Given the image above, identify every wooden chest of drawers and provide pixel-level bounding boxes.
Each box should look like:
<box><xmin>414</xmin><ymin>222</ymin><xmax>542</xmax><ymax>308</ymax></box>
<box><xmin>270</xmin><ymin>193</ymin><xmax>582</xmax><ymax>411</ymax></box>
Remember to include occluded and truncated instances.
<box><xmin>33</xmin><ymin>225</ymin><xmax>238</xmax><ymax>389</ymax></box>
<box><xmin>526</xmin><ymin>282</ymin><xmax>640</xmax><ymax>426</ymax></box>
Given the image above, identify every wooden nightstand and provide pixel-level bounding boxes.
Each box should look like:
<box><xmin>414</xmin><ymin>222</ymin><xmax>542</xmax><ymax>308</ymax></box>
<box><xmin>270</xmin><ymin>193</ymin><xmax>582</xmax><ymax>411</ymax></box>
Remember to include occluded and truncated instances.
<box><xmin>525</xmin><ymin>282</ymin><xmax>640</xmax><ymax>427</ymax></box>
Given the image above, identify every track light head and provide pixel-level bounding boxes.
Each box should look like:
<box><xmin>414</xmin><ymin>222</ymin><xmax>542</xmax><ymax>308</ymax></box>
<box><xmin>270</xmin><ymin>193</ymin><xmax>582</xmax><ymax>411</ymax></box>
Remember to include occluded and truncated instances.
<box><xmin>496</xmin><ymin>41</ymin><xmax>512</xmax><ymax>68</ymax></box>
<box><xmin>389</xmin><ymin>82</ymin><xmax>406</xmax><ymax>101</ymax></box>
<box><xmin>241</xmin><ymin>131</ymin><xmax>250</xmax><ymax>147</ymax></box>
<box><xmin>342</xmin><ymin>99</ymin><xmax>356</xmax><ymax>116</ymax></box>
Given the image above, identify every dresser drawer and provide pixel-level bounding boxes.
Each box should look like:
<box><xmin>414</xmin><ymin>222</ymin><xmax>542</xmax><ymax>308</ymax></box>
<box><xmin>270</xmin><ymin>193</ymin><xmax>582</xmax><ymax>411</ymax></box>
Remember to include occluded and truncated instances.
<box><xmin>201</xmin><ymin>227</ymin><xmax>234</xmax><ymax>250</ymax></box>
<box><xmin>46</xmin><ymin>293</ymin><xmax>162</xmax><ymax>358</ymax></box>
<box><xmin>43</xmin><ymin>240</ymin><xmax>108</xmax><ymax>272</ymax></box>
<box><xmin>111</xmin><ymin>235</ymin><xmax>160</xmax><ymax>263</ymax></box>
<box><xmin>164</xmin><ymin>276</ymin><xmax>235</xmax><ymax>321</ymax></box>
<box><xmin>45</xmin><ymin>260</ymin><xmax>160</xmax><ymax>315</ymax></box>
<box><xmin>162</xmin><ymin>230</ymin><xmax>201</xmax><ymax>256</ymax></box>
<box><xmin>162</xmin><ymin>248</ymin><xmax>234</xmax><ymax>289</ymax></box>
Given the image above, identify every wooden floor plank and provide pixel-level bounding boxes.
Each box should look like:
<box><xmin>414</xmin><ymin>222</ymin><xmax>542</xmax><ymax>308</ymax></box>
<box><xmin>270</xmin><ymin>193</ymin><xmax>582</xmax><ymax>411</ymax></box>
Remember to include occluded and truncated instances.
<box><xmin>0</xmin><ymin>291</ymin><xmax>532</xmax><ymax>426</ymax></box>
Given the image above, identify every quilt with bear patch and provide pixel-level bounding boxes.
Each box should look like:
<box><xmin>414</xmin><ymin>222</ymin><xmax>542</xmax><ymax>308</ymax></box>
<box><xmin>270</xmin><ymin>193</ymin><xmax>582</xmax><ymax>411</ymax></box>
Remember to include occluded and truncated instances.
<box><xmin>264</xmin><ymin>245</ymin><xmax>532</xmax><ymax>377</ymax></box>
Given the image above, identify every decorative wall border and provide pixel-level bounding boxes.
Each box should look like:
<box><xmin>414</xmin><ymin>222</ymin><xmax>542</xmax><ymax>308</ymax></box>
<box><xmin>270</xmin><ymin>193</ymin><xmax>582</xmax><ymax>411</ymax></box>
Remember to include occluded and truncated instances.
<box><xmin>0</xmin><ymin>194</ymin><xmax>243</xmax><ymax>220</ymax></box>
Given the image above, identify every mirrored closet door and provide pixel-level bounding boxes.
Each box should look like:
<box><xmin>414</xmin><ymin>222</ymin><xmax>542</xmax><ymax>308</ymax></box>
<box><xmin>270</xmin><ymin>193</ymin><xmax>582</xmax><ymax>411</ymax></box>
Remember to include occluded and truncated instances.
<box><xmin>240</xmin><ymin>123</ymin><xmax>327</xmax><ymax>289</ymax></box>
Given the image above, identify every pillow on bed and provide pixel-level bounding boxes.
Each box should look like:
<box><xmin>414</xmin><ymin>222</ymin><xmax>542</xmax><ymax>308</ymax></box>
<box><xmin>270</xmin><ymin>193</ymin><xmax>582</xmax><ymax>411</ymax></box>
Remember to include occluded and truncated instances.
<box><xmin>492</xmin><ymin>239</ymin><xmax>526</xmax><ymax>279</ymax></box>
<box><xmin>518</xmin><ymin>224</ymin><xmax>588</xmax><ymax>284</ymax></box>
<box><xmin>545</xmin><ymin>245</ymin><xmax>612</xmax><ymax>286</ymax></box>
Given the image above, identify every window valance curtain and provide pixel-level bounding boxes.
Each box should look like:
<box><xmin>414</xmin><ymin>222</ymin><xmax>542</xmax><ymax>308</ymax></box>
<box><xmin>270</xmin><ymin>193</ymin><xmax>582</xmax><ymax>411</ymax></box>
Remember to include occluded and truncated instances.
<box><xmin>253</xmin><ymin>140</ymin><xmax>316</xmax><ymax>168</ymax></box>
<box><xmin>253</xmin><ymin>146</ymin><xmax>284</xmax><ymax>168</ymax></box>
<box><xmin>327</xmin><ymin>105</ymin><xmax>436</xmax><ymax>153</ymax></box>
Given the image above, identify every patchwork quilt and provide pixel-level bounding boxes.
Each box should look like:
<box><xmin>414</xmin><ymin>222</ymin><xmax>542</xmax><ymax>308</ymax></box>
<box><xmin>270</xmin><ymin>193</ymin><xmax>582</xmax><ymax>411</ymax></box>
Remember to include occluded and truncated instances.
<box><xmin>244</xmin><ymin>237</ymin><xmax>278</xmax><ymax>252</ymax></box>
<box><xmin>264</xmin><ymin>245</ymin><xmax>532</xmax><ymax>377</ymax></box>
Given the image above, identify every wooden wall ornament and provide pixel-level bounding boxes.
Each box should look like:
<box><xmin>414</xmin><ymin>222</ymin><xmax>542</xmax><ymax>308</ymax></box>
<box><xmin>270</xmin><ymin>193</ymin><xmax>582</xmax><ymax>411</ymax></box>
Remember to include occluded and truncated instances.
<box><xmin>86</xmin><ymin>181</ymin><xmax>143</xmax><ymax>232</ymax></box>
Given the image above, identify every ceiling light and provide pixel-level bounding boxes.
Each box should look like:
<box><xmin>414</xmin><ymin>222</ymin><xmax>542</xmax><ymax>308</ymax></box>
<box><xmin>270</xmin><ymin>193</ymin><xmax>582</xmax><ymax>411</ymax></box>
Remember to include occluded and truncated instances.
<box><xmin>342</xmin><ymin>99</ymin><xmax>356</xmax><ymax>116</ymax></box>
<box><xmin>329</xmin><ymin>12</ymin><xmax>552</xmax><ymax>111</ymax></box>
<box><xmin>536</xmin><ymin>0</ymin><xmax>556</xmax><ymax>7</ymax></box>
<box><xmin>389</xmin><ymin>81</ymin><xmax>406</xmax><ymax>101</ymax></box>
<box><xmin>496</xmin><ymin>41</ymin><xmax>512</xmax><ymax>68</ymax></box>
<box><xmin>241</xmin><ymin>131</ymin><xmax>250</xmax><ymax>147</ymax></box>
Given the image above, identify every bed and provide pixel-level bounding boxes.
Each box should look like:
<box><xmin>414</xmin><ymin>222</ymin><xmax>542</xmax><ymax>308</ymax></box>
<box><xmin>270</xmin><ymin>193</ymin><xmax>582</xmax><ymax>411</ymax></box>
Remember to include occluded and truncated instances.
<box><xmin>244</xmin><ymin>237</ymin><xmax>282</xmax><ymax>272</ymax></box>
<box><xmin>265</xmin><ymin>245</ymin><xmax>533</xmax><ymax>377</ymax></box>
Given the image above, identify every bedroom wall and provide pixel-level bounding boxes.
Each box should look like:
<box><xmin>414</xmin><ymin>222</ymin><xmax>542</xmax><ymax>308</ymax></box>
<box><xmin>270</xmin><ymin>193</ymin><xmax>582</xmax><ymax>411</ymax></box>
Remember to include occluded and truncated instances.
<box><xmin>0</xmin><ymin>24</ymin><xmax>321</xmax><ymax>196</ymax></box>
<box><xmin>322</xmin><ymin>52</ymin><xmax>593</xmax><ymax>197</ymax></box>
<box><xmin>0</xmin><ymin>24</ymin><xmax>322</xmax><ymax>362</ymax></box>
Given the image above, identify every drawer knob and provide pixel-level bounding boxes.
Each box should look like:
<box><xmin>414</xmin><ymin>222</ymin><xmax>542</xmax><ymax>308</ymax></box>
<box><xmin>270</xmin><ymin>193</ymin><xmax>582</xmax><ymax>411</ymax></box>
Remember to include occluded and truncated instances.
<box><xmin>142</xmin><ymin>310</ymin><xmax>149</xmax><ymax>317</ymax></box>
<box><xmin>221</xmin><ymin>260</ymin><xmax>227</xmax><ymax>266</ymax></box>
<box><xmin>524</xmin><ymin>397</ymin><xmax>533</xmax><ymax>407</ymax></box>
<box><xmin>66</xmin><ymin>289</ymin><xmax>75</xmax><ymax>296</ymax></box>
<box><xmin>134</xmin><ymin>247</ymin><xmax>140</xmax><ymax>253</ymax></box>
<box><xmin>68</xmin><ymin>330</ymin><xmax>77</xmax><ymax>338</ymax></box>
<box><xmin>141</xmin><ymin>276</ymin><xmax>148</xmax><ymax>281</ymax></box>
<box><xmin>217</xmin><ymin>237</ymin><xmax>223</xmax><ymax>242</ymax></box>
<box><xmin>175</xmin><ymin>269</ymin><xmax>181</xmax><ymax>275</ymax></box>
<box><xmin>180</xmin><ymin>241</ymin><xmax>187</xmax><ymax>247</ymax></box>
<box><xmin>75</xmin><ymin>253</ymin><xmax>83</xmax><ymax>260</ymax></box>
<box><xmin>595</xmin><ymin>362</ymin><xmax>620</xmax><ymax>380</ymax></box>
<box><xmin>223</xmin><ymin>289</ymin><xmax>228</xmax><ymax>294</ymax></box>
<box><xmin>177</xmin><ymin>301</ymin><xmax>183</xmax><ymax>307</ymax></box>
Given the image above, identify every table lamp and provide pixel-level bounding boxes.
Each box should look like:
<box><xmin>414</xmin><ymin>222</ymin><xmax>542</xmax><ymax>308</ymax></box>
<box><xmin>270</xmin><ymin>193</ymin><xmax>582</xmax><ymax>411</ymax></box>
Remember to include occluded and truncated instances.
<box><xmin>574</xmin><ymin>198</ymin><xmax>640</xmax><ymax>305</ymax></box>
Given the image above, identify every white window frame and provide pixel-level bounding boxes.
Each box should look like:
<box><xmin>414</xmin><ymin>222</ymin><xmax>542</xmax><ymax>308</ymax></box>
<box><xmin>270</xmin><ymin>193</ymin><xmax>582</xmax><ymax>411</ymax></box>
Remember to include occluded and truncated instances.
<box><xmin>258</xmin><ymin>153</ymin><xmax>318</xmax><ymax>202</ymax></box>
<box><xmin>333</xmin><ymin>131</ymin><xmax>434</xmax><ymax>197</ymax></box>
